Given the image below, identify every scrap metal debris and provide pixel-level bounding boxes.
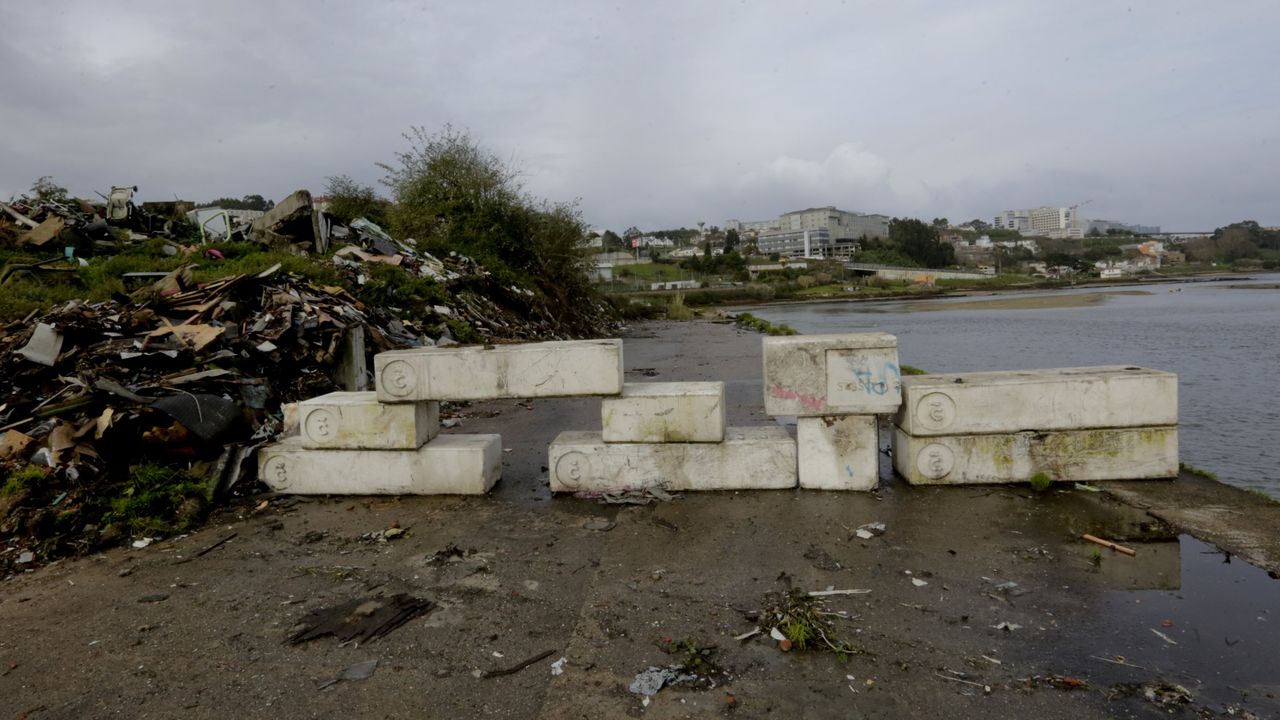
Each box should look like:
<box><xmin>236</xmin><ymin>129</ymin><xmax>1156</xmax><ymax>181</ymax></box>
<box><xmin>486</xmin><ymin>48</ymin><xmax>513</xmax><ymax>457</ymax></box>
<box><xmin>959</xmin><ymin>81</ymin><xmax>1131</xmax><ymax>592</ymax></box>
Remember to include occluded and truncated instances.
<box><xmin>288</xmin><ymin>593</ymin><xmax>434</xmax><ymax>645</ymax></box>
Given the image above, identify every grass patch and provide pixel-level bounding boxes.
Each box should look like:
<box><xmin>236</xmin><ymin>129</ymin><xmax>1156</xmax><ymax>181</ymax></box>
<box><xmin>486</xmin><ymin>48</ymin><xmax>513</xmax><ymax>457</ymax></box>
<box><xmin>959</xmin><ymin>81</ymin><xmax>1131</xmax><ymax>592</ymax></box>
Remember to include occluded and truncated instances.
<box><xmin>901</xmin><ymin>364</ymin><xmax>927</xmax><ymax>376</ymax></box>
<box><xmin>103</xmin><ymin>464</ymin><xmax>209</xmax><ymax>539</ymax></box>
<box><xmin>1247</xmin><ymin>487</ymin><xmax>1278</xmax><ymax>503</ymax></box>
<box><xmin>615</xmin><ymin>262</ymin><xmax>695</xmax><ymax>282</ymax></box>
<box><xmin>1089</xmin><ymin>547</ymin><xmax>1103</xmax><ymax>567</ymax></box>
<box><xmin>1028</xmin><ymin>471</ymin><xmax>1053</xmax><ymax>492</ymax></box>
<box><xmin>1</xmin><ymin>465</ymin><xmax>47</xmax><ymax>497</ymax></box>
<box><xmin>1179</xmin><ymin>462</ymin><xmax>1218</xmax><ymax>481</ymax></box>
<box><xmin>734</xmin><ymin>312</ymin><xmax>797</xmax><ymax>335</ymax></box>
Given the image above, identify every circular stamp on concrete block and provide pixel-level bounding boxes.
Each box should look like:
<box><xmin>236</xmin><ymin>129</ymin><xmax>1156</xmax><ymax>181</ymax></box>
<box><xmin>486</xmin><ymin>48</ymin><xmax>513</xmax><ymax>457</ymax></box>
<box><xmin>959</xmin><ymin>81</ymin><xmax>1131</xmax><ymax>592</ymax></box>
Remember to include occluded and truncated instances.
<box><xmin>916</xmin><ymin>443</ymin><xmax>955</xmax><ymax>480</ymax></box>
<box><xmin>379</xmin><ymin>359</ymin><xmax>417</xmax><ymax>398</ymax></box>
<box><xmin>915</xmin><ymin>392</ymin><xmax>956</xmax><ymax>431</ymax></box>
<box><xmin>554</xmin><ymin>451</ymin><xmax>595</xmax><ymax>490</ymax></box>
<box><xmin>261</xmin><ymin>456</ymin><xmax>291</xmax><ymax>490</ymax></box>
<box><xmin>304</xmin><ymin>408</ymin><xmax>337</xmax><ymax>442</ymax></box>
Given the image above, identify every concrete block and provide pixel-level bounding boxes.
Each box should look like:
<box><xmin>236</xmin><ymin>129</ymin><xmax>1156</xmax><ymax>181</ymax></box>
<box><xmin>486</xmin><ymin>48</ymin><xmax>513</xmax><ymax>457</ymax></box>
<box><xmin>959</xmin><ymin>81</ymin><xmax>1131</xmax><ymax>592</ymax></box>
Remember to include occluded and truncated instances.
<box><xmin>601</xmin><ymin>382</ymin><xmax>725</xmax><ymax>443</ymax></box>
<box><xmin>258</xmin><ymin>434</ymin><xmax>501</xmax><ymax>494</ymax></box>
<box><xmin>298</xmin><ymin>391</ymin><xmax>438</xmax><ymax>449</ymax></box>
<box><xmin>891</xmin><ymin>425</ymin><xmax>1178</xmax><ymax>485</ymax></box>
<box><xmin>331</xmin><ymin>325</ymin><xmax>368</xmax><ymax>391</ymax></box>
<box><xmin>896</xmin><ymin>366</ymin><xmax>1177</xmax><ymax>436</ymax></box>
<box><xmin>762</xmin><ymin>333</ymin><xmax>901</xmax><ymax>417</ymax></box>
<box><xmin>375</xmin><ymin>339</ymin><xmax>623</xmax><ymax>402</ymax></box>
<box><xmin>549</xmin><ymin>426</ymin><xmax>796</xmax><ymax>492</ymax></box>
<box><xmin>797</xmin><ymin>416</ymin><xmax>880</xmax><ymax>491</ymax></box>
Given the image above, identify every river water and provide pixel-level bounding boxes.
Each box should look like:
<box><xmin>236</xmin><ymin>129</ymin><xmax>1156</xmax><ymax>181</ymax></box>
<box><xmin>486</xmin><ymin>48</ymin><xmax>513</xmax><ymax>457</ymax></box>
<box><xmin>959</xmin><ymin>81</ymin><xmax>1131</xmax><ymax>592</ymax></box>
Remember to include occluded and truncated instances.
<box><xmin>740</xmin><ymin>278</ymin><xmax>1280</xmax><ymax>495</ymax></box>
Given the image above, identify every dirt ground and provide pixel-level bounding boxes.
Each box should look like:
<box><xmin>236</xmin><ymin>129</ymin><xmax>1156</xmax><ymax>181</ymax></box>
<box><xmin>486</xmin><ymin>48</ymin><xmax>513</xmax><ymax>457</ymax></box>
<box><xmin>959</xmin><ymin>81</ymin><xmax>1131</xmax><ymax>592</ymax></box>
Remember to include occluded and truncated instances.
<box><xmin>2</xmin><ymin>319</ymin><xmax>1277</xmax><ymax>719</ymax></box>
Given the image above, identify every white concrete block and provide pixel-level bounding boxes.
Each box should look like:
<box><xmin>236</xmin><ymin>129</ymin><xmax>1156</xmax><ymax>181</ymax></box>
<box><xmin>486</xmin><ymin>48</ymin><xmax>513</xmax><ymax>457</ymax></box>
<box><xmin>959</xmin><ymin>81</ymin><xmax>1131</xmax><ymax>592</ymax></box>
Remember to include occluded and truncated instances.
<box><xmin>549</xmin><ymin>426</ymin><xmax>797</xmax><ymax>492</ymax></box>
<box><xmin>298</xmin><ymin>391</ymin><xmax>438</xmax><ymax>449</ymax></box>
<box><xmin>797</xmin><ymin>416</ymin><xmax>880</xmax><ymax>491</ymax></box>
<box><xmin>896</xmin><ymin>366</ymin><xmax>1178</xmax><ymax>436</ymax></box>
<box><xmin>258</xmin><ymin>434</ymin><xmax>501</xmax><ymax>494</ymax></box>
<box><xmin>762</xmin><ymin>333</ymin><xmax>901</xmax><ymax>417</ymax></box>
<box><xmin>601</xmin><ymin>382</ymin><xmax>725</xmax><ymax>443</ymax></box>
<box><xmin>374</xmin><ymin>339</ymin><xmax>623</xmax><ymax>402</ymax></box>
<box><xmin>891</xmin><ymin>425</ymin><xmax>1178</xmax><ymax>485</ymax></box>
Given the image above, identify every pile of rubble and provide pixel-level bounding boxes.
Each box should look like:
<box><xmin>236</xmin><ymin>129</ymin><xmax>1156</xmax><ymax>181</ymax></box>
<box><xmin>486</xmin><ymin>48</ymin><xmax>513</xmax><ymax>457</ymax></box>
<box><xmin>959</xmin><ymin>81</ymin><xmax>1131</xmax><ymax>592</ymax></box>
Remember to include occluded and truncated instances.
<box><xmin>1</xmin><ymin>186</ymin><xmax>191</xmax><ymax>255</ymax></box>
<box><xmin>0</xmin><ymin>188</ymin><xmax>617</xmax><ymax>571</ymax></box>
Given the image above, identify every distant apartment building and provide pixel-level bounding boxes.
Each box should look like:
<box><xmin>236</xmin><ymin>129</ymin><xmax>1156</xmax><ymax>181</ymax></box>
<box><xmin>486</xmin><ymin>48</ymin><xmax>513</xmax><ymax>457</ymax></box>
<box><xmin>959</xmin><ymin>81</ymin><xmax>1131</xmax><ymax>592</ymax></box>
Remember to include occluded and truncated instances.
<box><xmin>994</xmin><ymin>207</ymin><xmax>1083</xmax><ymax>238</ymax></box>
<box><xmin>728</xmin><ymin>206</ymin><xmax>889</xmax><ymax>258</ymax></box>
<box><xmin>1087</xmin><ymin>219</ymin><xmax>1161</xmax><ymax>235</ymax></box>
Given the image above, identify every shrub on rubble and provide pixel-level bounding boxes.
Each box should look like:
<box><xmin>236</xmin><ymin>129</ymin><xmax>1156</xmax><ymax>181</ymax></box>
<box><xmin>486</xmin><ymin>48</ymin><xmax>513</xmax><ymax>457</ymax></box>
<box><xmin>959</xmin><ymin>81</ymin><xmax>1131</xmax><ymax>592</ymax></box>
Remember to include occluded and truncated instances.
<box><xmin>378</xmin><ymin>125</ymin><xmax>603</xmax><ymax>332</ymax></box>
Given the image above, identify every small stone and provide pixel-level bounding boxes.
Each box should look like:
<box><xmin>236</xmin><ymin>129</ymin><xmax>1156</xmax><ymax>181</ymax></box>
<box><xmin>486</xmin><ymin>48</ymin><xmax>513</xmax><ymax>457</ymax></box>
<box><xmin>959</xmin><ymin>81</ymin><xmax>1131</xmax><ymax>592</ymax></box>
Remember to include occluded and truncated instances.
<box><xmin>137</xmin><ymin>593</ymin><xmax>170</xmax><ymax>603</ymax></box>
<box><xmin>17</xmin><ymin>551</ymin><xmax>34</xmax><ymax>564</ymax></box>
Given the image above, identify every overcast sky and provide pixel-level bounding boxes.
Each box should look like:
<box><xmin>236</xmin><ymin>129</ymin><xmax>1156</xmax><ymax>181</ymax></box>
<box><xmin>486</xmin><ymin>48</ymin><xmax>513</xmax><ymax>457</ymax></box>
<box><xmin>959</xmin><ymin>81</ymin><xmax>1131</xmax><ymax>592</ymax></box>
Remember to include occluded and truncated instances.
<box><xmin>2</xmin><ymin>1</ymin><xmax>1277</xmax><ymax>231</ymax></box>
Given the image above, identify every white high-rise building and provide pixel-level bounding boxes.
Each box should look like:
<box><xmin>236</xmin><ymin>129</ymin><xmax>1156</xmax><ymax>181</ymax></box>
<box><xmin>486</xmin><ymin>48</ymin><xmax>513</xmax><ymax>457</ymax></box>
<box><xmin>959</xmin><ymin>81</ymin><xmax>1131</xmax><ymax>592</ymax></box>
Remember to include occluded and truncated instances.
<box><xmin>994</xmin><ymin>207</ymin><xmax>1083</xmax><ymax>238</ymax></box>
<box><xmin>728</xmin><ymin>206</ymin><xmax>889</xmax><ymax>257</ymax></box>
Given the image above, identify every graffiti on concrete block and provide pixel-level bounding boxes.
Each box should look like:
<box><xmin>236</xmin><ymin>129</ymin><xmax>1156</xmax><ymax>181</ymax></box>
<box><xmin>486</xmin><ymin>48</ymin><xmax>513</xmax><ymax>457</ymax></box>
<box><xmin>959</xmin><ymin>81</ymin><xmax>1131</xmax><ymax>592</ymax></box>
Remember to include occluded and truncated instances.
<box><xmin>826</xmin><ymin>349</ymin><xmax>902</xmax><ymax>406</ymax></box>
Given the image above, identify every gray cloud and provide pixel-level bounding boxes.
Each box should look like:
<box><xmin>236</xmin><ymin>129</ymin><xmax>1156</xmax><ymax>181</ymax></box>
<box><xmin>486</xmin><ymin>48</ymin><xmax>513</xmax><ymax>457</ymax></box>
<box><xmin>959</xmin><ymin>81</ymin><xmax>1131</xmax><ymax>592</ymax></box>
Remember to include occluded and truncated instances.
<box><xmin>1</xmin><ymin>1</ymin><xmax>1277</xmax><ymax>232</ymax></box>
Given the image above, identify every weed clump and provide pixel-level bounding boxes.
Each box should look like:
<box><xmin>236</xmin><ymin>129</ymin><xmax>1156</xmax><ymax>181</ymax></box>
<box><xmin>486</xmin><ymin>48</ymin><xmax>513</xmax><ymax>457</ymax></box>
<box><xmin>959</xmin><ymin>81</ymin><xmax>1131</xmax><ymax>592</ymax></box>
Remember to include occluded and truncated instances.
<box><xmin>733</xmin><ymin>312</ymin><xmax>798</xmax><ymax>336</ymax></box>
<box><xmin>754</xmin><ymin>587</ymin><xmax>863</xmax><ymax>659</ymax></box>
<box><xmin>665</xmin><ymin>293</ymin><xmax>696</xmax><ymax>321</ymax></box>
<box><xmin>1028</xmin><ymin>471</ymin><xmax>1053</xmax><ymax>492</ymax></box>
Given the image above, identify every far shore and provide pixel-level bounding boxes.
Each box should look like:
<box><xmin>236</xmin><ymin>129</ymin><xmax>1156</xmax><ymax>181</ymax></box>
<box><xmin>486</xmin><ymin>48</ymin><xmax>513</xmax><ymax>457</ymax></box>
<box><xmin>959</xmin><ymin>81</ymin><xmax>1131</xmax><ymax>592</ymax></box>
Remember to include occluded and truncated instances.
<box><xmin>714</xmin><ymin>270</ymin><xmax>1272</xmax><ymax>312</ymax></box>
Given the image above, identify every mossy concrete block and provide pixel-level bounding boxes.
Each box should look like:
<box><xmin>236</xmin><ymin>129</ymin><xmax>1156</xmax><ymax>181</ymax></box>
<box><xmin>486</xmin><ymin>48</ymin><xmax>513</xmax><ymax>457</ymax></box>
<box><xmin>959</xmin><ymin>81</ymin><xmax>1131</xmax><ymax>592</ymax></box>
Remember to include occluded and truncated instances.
<box><xmin>892</xmin><ymin>425</ymin><xmax>1179</xmax><ymax>485</ymax></box>
<box><xmin>602</xmin><ymin>382</ymin><xmax>725</xmax><ymax>443</ymax></box>
<box><xmin>258</xmin><ymin>434</ymin><xmax>501</xmax><ymax>494</ymax></box>
<box><xmin>896</xmin><ymin>366</ymin><xmax>1178</xmax><ymax>436</ymax></box>
<box><xmin>374</xmin><ymin>339</ymin><xmax>623</xmax><ymax>402</ymax></box>
<box><xmin>763</xmin><ymin>333</ymin><xmax>901</xmax><ymax>417</ymax></box>
<box><xmin>298</xmin><ymin>391</ymin><xmax>438</xmax><ymax>449</ymax></box>
<box><xmin>797</xmin><ymin>415</ymin><xmax>880</xmax><ymax>491</ymax></box>
<box><xmin>548</xmin><ymin>426</ymin><xmax>796</xmax><ymax>492</ymax></box>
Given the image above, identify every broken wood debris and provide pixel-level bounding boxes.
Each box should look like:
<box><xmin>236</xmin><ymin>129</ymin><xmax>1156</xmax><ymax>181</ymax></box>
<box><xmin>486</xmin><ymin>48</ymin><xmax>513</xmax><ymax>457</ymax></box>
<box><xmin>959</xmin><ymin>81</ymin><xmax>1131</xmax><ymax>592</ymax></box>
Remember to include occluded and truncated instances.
<box><xmin>288</xmin><ymin>593</ymin><xmax>435</xmax><ymax>645</ymax></box>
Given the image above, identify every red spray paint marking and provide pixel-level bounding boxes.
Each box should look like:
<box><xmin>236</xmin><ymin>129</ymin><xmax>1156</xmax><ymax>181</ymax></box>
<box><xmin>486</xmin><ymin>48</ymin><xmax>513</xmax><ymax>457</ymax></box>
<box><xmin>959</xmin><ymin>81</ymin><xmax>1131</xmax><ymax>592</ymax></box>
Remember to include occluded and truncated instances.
<box><xmin>769</xmin><ymin>385</ymin><xmax>825</xmax><ymax>412</ymax></box>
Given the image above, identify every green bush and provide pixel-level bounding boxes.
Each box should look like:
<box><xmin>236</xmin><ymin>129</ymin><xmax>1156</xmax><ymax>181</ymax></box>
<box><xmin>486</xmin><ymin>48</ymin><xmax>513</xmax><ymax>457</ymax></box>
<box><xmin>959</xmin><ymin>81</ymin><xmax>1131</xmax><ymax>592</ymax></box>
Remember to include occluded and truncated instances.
<box><xmin>377</xmin><ymin>125</ymin><xmax>602</xmax><ymax>332</ymax></box>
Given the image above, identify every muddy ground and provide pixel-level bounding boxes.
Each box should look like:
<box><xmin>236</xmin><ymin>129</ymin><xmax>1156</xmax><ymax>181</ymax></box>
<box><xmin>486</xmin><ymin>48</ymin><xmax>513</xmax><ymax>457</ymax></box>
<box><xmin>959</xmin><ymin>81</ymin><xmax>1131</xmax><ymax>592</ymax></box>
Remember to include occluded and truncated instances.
<box><xmin>2</xmin><ymin>319</ymin><xmax>1278</xmax><ymax>719</ymax></box>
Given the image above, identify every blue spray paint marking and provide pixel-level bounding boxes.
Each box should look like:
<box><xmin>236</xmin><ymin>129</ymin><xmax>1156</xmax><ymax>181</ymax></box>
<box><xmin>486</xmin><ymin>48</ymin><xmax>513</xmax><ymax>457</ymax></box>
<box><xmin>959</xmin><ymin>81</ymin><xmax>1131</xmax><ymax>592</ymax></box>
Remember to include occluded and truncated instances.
<box><xmin>846</xmin><ymin>464</ymin><xmax>855</xmax><ymax>477</ymax></box>
<box><xmin>846</xmin><ymin>361</ymin><xmax>902</xmax><ymax>396</ymax></box>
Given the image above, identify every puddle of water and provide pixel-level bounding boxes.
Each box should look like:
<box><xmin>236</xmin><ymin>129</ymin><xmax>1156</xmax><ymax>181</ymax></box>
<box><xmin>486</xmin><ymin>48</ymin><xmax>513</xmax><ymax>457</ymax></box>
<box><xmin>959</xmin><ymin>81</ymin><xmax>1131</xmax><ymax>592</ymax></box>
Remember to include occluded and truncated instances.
<box><xmin>1077</xmin><ymin>535</ymin><xmax>1280</xmax><ymax>713</ymax></box>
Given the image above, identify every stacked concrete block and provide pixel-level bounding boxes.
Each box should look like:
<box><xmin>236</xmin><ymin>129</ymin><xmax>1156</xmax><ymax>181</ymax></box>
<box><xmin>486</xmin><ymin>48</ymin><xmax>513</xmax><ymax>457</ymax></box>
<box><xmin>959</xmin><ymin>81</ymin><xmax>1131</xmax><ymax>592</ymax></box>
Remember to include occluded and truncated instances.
<box><xmin>601</xmin><ymin>382</ymin><xmax>725</xmax><ymax>443</ymax></box>
<box><xmin>374</xmin><ymin>339</ymin><xmax>623</xmax><ymax>402</ymax></box>
<box><xmin>763</xmin><ymin>333</ymin><xmax>901</xmax><ymax>491</ymax></box>
<box><xmin>892</xmin><ymin>366</ymin><xmax>1179</xmax><ymax>485</ymax></box>
<box><xmin>551</xmin><ymin>380</ymin><xmax>801</xmax><ymax>492</ymax></box>
<box><xmin>259</xmin><ymin>339</ymin><xmax>626</xmax><ymax>495</ymax></box>
<box><xmin>259</xmin><ymin>390</ymin><xmax>500</xmax><ymax>495</ymax></box>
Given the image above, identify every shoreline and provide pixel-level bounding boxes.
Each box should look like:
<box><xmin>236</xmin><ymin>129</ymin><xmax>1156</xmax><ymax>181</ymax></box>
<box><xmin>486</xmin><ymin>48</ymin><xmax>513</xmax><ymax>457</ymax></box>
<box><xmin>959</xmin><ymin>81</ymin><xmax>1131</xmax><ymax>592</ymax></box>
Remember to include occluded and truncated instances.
<box><xmin>719</xmin><ymin>270</ymin><xmax>1269</xmax><ymax>312</ymax></box>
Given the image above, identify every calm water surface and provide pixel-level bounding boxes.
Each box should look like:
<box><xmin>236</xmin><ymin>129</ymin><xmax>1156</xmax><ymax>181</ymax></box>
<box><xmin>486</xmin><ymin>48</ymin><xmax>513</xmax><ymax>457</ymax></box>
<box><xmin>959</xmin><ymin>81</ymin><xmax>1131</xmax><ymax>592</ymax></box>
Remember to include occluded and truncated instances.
<box><xmin>741</xmin><ymin>278</ymin><xmax>1280</xmax><ymax>494</ymax></box>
